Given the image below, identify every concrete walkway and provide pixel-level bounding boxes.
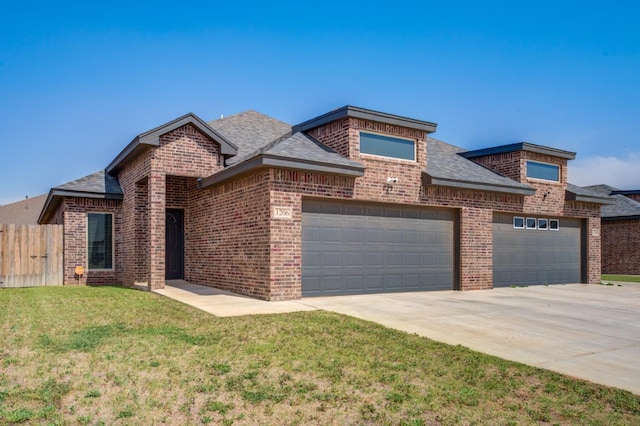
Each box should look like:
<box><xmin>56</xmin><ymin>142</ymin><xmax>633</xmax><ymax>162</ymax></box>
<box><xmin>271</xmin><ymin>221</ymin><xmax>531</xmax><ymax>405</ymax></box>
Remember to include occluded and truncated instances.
<box><xmin>154</xmin><ymin>281</ymin><xmax>640</xmax><ymax>395</ymax></box>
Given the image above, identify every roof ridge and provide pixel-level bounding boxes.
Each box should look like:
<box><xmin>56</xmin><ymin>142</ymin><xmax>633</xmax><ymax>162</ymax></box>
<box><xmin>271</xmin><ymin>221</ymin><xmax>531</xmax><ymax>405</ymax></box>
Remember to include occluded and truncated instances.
<box><xmin>207</xmin><ymin>109</ymin><xmax>291</xmax><ymax>127</ymax></box>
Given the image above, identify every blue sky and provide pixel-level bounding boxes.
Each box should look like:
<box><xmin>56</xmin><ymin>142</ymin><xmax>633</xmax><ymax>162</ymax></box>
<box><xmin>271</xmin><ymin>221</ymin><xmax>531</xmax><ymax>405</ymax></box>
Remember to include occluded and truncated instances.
<box><xmin>1</xmin><ymin>1</ymin><xmax>639</xmax><ymax>205</ymax></box>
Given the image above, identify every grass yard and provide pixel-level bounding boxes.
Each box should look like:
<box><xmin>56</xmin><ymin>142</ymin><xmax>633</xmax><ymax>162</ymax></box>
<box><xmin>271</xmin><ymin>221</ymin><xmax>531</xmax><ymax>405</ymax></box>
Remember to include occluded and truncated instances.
<box><xmin>602</xmin><ymin>274</ymin><xmax>640</xmax><ymax>283</ymax></box>
<box><xmin>1</xmin><ymin>287</ymin><xmax>639</xmax><ymax>425</ymax></box>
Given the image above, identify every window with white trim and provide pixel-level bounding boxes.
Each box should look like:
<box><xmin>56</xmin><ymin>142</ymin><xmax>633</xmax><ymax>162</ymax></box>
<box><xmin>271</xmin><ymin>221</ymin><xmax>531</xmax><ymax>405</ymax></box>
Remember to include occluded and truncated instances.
<box><xmin>526</xmin><ymin>161</ymin><xmax>560</xmax><ymax>182</ymax></box>
<box><xmin>88</xmin><ymin>213</ymin><xmax>113</xmax><ymax>270</ymax></box>
<box><xmin>360</xmin><ymin>132</ymin><xmax>416</xmax><ymax>161</ymax></box>
<box><xmin>513</xmin><ymin>217</ymin><xmax>524</xmax><ymax>229</ymax></box>
<box><xmin>526</xmin><ymin>217</ymin><xmax>537</xmax><ymax>229</ymax></box>
<box><xmin>549</xmin><ymin>219</ymin><xmax>560</xmax><ymax>231</ymax></box>
<box><xmin>538</xmin><ymin>218</ymin><xmax>548</xmax><ymax>230</ymax></box>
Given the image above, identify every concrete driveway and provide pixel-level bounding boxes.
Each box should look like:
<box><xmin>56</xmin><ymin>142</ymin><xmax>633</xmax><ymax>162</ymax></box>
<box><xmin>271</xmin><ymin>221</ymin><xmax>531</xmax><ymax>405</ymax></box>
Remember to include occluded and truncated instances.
<box><xmin>301</xmin><ymin>283</ymin><xmax>640</xmax><ymax>395</ymax></box>
<box><xmin>156</xmin><ymin>281</ymin><xmax>640</xmax><ymax>394</ymax></box>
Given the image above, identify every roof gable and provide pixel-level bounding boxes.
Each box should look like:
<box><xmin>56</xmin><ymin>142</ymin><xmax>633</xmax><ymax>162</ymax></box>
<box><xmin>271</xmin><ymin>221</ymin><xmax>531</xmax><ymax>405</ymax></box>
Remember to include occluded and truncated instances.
<box><xmin>106</xmin><ymin>113</ymin><xmax>237</xmax><ymax>174</ymax></box>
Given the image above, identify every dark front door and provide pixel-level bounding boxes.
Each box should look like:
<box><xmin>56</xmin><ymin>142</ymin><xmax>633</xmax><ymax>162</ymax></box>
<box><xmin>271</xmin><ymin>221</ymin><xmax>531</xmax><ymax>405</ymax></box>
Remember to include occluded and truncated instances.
<box><xmin>166</xmin><ymin>209</ymin><xmax>184</xmax><ymax>280</ymax></box>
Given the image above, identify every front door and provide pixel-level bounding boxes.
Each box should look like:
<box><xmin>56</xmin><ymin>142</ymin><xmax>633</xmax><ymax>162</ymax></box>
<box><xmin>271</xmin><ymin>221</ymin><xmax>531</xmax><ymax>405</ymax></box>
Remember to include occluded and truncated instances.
<box><xmin>165</xmin><ymin>209</ymin><xmax>184</xmax><ymax>280</ymax></box>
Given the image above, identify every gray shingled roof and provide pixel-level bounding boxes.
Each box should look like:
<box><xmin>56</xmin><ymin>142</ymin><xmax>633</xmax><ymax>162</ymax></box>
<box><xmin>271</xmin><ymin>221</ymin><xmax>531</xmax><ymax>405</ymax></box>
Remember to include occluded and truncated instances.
<box><xmin>249</xmin><ymin>132</ymin><xmax>363</xmax><ymax>168</ymax></box>
<box><xmin>584</xmin><ymin>184</ymin><xmax>640</xmax><ymax>218</ymax></box>
<box><xmin>55</xmin><ymin>170</ymin><xmax>123</xmax><ymax>195</ymax></box>
<box><xmin>208</xmin><ymin>111</ymin><xmax>292</xmax><ymax>165</ymax></box>
<box><xmin>39</xmin><ymin>170</ymin><xmax>123</xmax><ymax>224</ymax></box>
<box><xmin>425</xmin><ymin>138</ymin><xmax>535</xmax><ymax>194</ymax></box>
<box><xmin>0</xmin><ymin>194</ymin><xmax>48</xmax><ymax>225</ymax></box>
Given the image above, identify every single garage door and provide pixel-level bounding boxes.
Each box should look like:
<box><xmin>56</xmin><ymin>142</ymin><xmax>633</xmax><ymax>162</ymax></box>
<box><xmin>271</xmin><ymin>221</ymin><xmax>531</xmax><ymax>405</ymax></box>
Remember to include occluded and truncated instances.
<box><xmin>302</xmin><ymin>200</ymin><xmax>454</xmax><ymax>296</ymax></box>
<box><xmin>493</xmin><ymin>213</ymin><xmax>583</xmax><ymax>287</ymax></box>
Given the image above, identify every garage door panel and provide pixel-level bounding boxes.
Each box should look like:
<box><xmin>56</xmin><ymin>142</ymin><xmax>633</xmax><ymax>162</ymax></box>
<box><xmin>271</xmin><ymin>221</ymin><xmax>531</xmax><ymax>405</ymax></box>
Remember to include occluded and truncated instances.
<box><xmin>385</xmin><ymin>229</ymin><xmax>403</xmax><ymax>244</ymax></box>
<box><xmin>346</xmin><ymin>276</ymin><xmax>364</xmax><ymax>290</ymax></box>
<box><xmin>365</xmin><ymin>229</ymin><xmax>384</xmax><ymax>243</ymax></box>
<box><xmin>302</xmin><ymin>201</ymin><xmax>454</xmax><ymax>296</ymax></box>
<box><xmin>322</xmin><ymin>252</ymin><xmax>342</xmax><ymax>267</ymax></box>
<box><xmin>344</xmin><ymin>228</ymin><xmax>364</xmax><ymax>243</ymax></box>
<box><xmin>385</xmin><ymin>252</ymin><xmax>402</xmax><ymax>266</ymax></box>
<box><xmin>321</xmin><ymin>228</ymin><xmax>342</xmax><ymax>242</ymax></box>
<box><xmin>493</xmin><ymin>214</ymin><xmax>582</xmax><ymax>287</ymax></box>
<box><xmin>367</xmin><ymin>275</ymin><xmax>384</xmax><ymax>290</ymax></box>
<box><xmin>405</xmin><ymin>252</ymin><xmax>420</xmax><ymax>266</ymax></box>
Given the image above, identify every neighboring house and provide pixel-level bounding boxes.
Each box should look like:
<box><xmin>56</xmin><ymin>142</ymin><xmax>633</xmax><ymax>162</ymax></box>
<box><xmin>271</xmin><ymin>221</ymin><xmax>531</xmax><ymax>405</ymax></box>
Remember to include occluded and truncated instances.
<box><xmin>585</xmin><ymin>184</ymin><xmax>640</xmax><ymax>275</ymax></box>
<box><xmin>0</xmin><ymin>194</ymin><xmax>48</xmax><ymax>225</ymax></box>
<box><xmin>37</xmin><ymin>106</ymin><xmax>611</xmax><ymax>300</ymax></box>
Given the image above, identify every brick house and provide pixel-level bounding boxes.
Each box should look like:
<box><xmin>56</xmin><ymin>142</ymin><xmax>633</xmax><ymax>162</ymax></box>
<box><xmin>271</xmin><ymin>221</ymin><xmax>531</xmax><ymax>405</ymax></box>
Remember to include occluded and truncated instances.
<box><xmin>38</xmin><ymin>106</ymin><xmax>610</xmax><ymax>300</ymax></box>
<box><xmin>585</xmin><ymin>185</ymin><xmax>640</xmax><ymax>275</ymax></box>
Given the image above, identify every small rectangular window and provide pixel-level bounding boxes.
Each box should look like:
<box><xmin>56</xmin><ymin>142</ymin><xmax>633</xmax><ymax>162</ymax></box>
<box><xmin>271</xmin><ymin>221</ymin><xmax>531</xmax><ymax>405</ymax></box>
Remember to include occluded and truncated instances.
<box><xmin>549</xmin><ymin>219</ymin><xmax>560</xmax><ymax>231</ymax></box>
<box><xmin>360</xmin><ymin>132</ymin><xmax>415</xmax><ymax>161</ymax></box>
<box><xmin>526</xmin><ymin>217</ymin><xmax>537</xmax><ymax>229</ymax></box>
<box><xmin>526</xmin><ymin>161</ymin><xmax>559</xmax><ymax>182</ymax></box>
<box><xmin>538</xmin><ymin>218</ymin><xmax>548</xmax><ymax>230</ymax></box>
<box><xmin>513</xmin><ymin>217</ymin><xmax>524</xmax><ymax>229</ymax></box>
<box><xmin>88</xmin><ymin>213</ymin><xmax>113</xmax><ymax>270</ymax></box>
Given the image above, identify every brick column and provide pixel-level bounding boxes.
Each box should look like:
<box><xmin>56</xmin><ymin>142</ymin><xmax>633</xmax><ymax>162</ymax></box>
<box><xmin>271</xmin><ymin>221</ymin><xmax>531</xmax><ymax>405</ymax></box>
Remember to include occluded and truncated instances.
<box><xmin>459</xmin><ymin>207</ymin><xmax>493</xmax><ymax>290</ymax></box>
<box><xmin>148</xmin><ymin>165</ymin><xmax>166</xmax><ymax>290</ymax></box>
<box><xmin>586</xmin><ymin>216</ymin><xmax>601</xmax><ymax>283</ymax></box>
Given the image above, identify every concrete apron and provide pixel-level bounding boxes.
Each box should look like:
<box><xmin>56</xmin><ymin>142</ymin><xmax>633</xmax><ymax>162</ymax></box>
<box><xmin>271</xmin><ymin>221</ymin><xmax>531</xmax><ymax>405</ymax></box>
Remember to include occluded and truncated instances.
<box><xmin>154</xmin><ymin>281</ymin><xmax>640</xmax><ymax>395</ymax></box>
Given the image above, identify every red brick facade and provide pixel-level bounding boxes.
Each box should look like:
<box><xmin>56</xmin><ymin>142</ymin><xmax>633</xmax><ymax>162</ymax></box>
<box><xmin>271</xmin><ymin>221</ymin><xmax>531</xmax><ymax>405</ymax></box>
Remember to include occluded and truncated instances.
<box><xmin>45</xmin><ymin>111</ymin><xmax>605</xmax><ymax>299</ymax></box>
<box><xmin>602</xmin><ymin>219</ymin><xmax>640</xmax><ymax>275</ymax></box>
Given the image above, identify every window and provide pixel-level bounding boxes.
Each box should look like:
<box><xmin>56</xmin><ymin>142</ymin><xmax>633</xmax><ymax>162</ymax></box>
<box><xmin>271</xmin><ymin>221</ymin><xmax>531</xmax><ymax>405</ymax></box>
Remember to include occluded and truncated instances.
<box><xmin>538</xmin><ymin>218</ymin><xmax>548</xmax><ymax>230</ymax></box>
<box><xmin>360</xmin><ymin>132</ymin><xmax>415</xmax><ymax>161</ymax></box>
<box><xmin>513</xmin><ymin>217</ymin><xmax>524</xmax><ymax>229</ymax></box>
<box><xmin>88</xmin><ymin>213</ymin><xmax>113</xmax><ymax>270</ymax></box>
<box><xmin>526</xmin><ymin>161</ymin><xmax>560</xmax><ymax>182</ymax></box>
<box><xmin>526</xmin><ymin>217</ymin><xmax>537</xmax><ymax>229</ymax></box>
<box><xmin>549</xmin><ymin>219</ymin><xmax>560</xmax><ymax>231</ymax></box>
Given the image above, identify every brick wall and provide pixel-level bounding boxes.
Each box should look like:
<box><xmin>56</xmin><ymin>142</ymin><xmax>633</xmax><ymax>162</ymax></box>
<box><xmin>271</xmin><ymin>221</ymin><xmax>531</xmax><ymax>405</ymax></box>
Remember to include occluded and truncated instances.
<box><xmin>602</xmin><ymin>219</ymin><xmax>640</xmax><ymax>275</ymax></box>
<box><xmin>118</xmin><ymin>149</ymin><xmax>151</xmax><ymax>287</ymax></box>
<box><xmin>188</xmin><ymin>171</ymin><xmax>273</xmax><ymax>299</ymax></box>
<box><xmin>460</xmin><ymin>207</ymin><xmax>493</xmax><ymax>290</ymax></box>
<box><xmin>60</xmin><ymin>197</ymin><xmax>121</xmax><ymax>285</ymax></box>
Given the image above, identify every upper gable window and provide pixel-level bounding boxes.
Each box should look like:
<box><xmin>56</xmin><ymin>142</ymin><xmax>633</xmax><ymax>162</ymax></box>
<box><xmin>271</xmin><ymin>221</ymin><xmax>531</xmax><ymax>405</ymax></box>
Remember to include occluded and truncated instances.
<box><xmin>526</xmin><ymin>161</ymin><xmax>560</xmax><ymax>182</ymax></box>
<box><xmin>360</xmin><ymin>132</ymin><xmax>415</xmax><ymax>161</ymax></box>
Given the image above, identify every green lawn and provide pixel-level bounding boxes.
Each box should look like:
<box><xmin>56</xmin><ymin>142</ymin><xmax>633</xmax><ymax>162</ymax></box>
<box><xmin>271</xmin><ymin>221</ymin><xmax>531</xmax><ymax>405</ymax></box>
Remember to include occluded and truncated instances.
<box><xmin>602</xmin><ymin>274</ymin><xmax>640</xmax><ymax>283</ymax></box>
<box><xmin>1</xmin><ymin>287</ymin><xmax>639</xmax><ymax>425</ymax></box>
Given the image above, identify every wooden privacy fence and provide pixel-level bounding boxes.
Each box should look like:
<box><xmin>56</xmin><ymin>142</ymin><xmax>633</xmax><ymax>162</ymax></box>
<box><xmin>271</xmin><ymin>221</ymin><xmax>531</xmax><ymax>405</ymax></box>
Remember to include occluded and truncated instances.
<box><xmin>0</xmin><ymin>224</ymin><xmax>63</xmax><ymax>287</ymax></box>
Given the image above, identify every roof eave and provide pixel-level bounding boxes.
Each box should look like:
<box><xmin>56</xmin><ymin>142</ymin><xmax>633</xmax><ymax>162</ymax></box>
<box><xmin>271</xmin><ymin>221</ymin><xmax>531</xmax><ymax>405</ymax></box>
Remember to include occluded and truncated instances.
<box><xmin>565</xmin><ymin>192</ymin><xmax>614</xmax><ymax>205</ymax></box>
<box><xmin>611</xmin><ymin>190</ymin><xmax>640</xmax><ymax>196</ymax></box>
<box><xmin>292</xmin><ymin>105</ymin><xmax>437</xmax><ymax>134</ymax></box>
<box><xmin>38</xmin><ymin>189</ymin><xmax>124</xmax><ymax>224</ymax></box>
<box><xmin>423</xmin><ymin>174</ymin><xmax>536</xmax><ymax>196</ymax></box>
<box><xmin>199</xmin><ymin>154</ymin><xmax>365</xmax><ymax>188</ymax></box>
<box><xmin>461</xmin><ymin>142</ymin><xmax>576</xmax><ymax>160</ymax></box>
<box><xmin>602</xmin><ymin>215</ymin><xmax>640</xmax><ymax>221</ymax></box>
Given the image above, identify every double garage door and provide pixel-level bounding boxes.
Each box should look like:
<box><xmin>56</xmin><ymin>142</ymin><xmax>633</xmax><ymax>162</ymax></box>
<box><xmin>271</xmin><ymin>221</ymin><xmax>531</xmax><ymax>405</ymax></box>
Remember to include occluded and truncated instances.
<box><xmin>493</xmin><ymin>213</ymin><xmax>583</xmax><ymax>287</ymax></box>
<box><xmin>302</xmin><ymin>200</ymin><xmax>455</xmax><ymax>296</ymax></box>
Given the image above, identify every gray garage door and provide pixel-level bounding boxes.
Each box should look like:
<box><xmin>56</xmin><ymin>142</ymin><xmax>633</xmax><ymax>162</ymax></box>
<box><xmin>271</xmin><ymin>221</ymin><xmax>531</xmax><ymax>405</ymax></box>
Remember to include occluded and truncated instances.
<box><xmin>302</xmin><ymin>200</ymin><xmax>454</xmax><ymax>296</ymax></box>
<box><xmin>493</xmin><ymin>214</ymin><xmax>583</xmax><ymax>287</ymax></box>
